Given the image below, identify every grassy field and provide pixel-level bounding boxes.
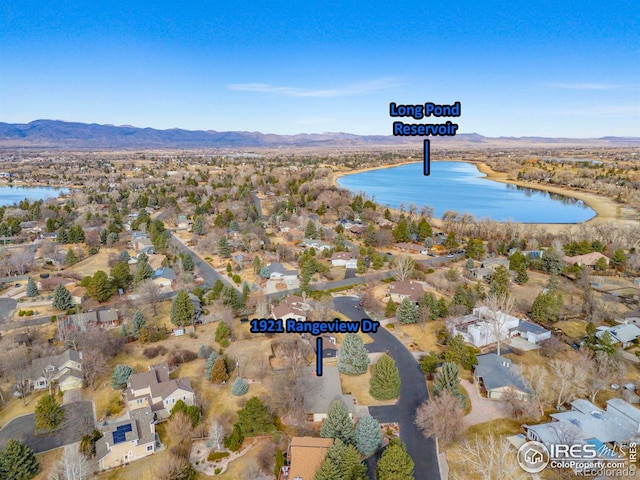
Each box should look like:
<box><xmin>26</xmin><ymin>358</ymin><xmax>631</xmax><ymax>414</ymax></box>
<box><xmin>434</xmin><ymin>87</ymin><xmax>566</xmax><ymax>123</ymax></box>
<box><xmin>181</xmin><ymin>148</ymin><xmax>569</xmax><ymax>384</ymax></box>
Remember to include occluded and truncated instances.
<box><xmin>396</xmin><ymin>319</ymin><xmax>446</xmax><ymax>352</ymax></box>
<box><xmin>553</xmin><ymin>319</ymin><xmax>587</xmax><ymax>339</ymax></box>
<box><xmin>67</xmin><ymin>247</ymin><xmax>121</xmax><ymax>277</ymax></box>
<box><xmin>340</xmin><ymin>367</ymin><xmax>396</xmax><ymax>407</ymax></box>
<box><xmin>33</xmin><ymin>448</ymin><xmax>63</xmax><ymax>480</ymax></box>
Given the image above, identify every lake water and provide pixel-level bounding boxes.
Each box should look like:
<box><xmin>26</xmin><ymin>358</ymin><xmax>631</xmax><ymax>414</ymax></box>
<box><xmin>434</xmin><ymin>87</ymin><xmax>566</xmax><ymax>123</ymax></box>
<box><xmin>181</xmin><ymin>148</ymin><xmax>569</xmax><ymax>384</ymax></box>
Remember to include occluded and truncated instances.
<box><xmin>337</xmin><ymin>162</ymin><xmax>595</xmax><ymax>223</ymax></box>
<box><xmin>0</xmin><ymin>185</ymin><xmax>68</xmax><ymax>207</ymax></box>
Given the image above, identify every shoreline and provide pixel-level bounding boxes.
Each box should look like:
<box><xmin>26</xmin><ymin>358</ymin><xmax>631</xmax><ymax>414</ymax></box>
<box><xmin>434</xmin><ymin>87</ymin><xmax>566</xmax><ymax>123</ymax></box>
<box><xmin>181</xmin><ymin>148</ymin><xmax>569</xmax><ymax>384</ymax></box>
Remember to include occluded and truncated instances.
<box><xmin>332</xmin><ymin>160</ymin><xmax>637</xmax><ymax>231</ymax></box>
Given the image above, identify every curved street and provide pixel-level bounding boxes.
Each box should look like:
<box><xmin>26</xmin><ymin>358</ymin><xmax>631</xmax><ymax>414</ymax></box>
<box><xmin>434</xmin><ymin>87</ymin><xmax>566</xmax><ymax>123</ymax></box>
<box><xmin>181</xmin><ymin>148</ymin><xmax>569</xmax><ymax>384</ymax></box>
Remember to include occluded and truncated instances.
<box><xmin>333</xmin><ymin>296</ymin><xmax>441</xmax><ymax>480</ymax></box>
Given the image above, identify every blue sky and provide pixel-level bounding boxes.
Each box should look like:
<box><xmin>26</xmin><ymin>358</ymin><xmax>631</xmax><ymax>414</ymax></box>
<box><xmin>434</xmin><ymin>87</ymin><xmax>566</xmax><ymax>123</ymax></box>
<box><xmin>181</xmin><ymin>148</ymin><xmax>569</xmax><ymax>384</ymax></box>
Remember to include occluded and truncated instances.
<box><xmin>1</xmin><ymin>1</ymin><xmax>638</xmax><ymax>137</ymax></box>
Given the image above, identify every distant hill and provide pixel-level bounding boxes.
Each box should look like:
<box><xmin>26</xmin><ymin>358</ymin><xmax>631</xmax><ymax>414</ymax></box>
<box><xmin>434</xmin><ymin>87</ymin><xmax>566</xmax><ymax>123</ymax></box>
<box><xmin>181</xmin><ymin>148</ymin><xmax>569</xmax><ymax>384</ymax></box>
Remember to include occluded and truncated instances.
<box><xmin>0</xmin><ymin>120</ymin><xmax>638</xmax><ymax>149</ymax></box>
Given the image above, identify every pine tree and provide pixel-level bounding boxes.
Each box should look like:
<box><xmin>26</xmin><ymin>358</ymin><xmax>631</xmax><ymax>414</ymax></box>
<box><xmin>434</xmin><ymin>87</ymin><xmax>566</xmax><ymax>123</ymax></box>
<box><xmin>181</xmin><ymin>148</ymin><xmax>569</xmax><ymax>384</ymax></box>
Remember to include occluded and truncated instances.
<box><xmin>52</xmin><ymin>284</ymin><xmax>73</xmax><ymax>310</ymax></box>
<box><xmin>252</xmin><ymin>255</ymin><xmax>262</xmax><ymax>274</ymax></box>
<box><xmin>320</xmin><ymin>400</ymin><xmax>353</xmax><ymax>444</ymax></box>
<box><xmin>237</xmin><ymin>397</ymin><xmax>274</xmax><ymax>436</ymax></box>
<box><xmin>432</xmin><ymin>361</ymin><xmax>462</xmax><ymax>398</ymax></box>
<box><xmin>34</xmin><ymin>393</ymin><xmax>65</xmax><ymax>433</ymax></box>
<box><xmin>133</xmin><ymin>259</ymin><xmax>154</xmax><ymax>286</ymax></box>
<box><xmin>314</xmin><ymin>456</ymin><xmax>341</xmax><ymax>480</ymax></box>
<box><xmin>223</xmin><ymin>424</ymin><xmax>244</xmax><ymax>452</ymax></box>
<box><xmin>215</xmin><ymin>321</ymin><xmax>231</xmax><ymax>347</ymax></box>
<box><xmin>231</xmin><ymin>377</ymin><xmax>248</xmax><ymax>396</ymax></box>
<box><xmin>450</xmin><ymin>285</ymin><xmax>473</xmax><ymax>314</ymax></box>
<box><xmin>131</xmin><ymin>310</ymin><xmax>146</xmax><ymax>337</ymax></box>
<box><xmin>515</xmin><ymin>262</ymin><xmax>529</xmax><ymax>284</ymax></box>
<box><xmin>218</xmin><ymin>236</ymin><xmax>231</xmax><ymax>258</ymax></box>
<box><xmin>65</xmin><ymin>247</ymin><xmax>78</xmax><ymax>266</ymax></box>
<box><xmin>489</xmin><ymin>265</ymin><xmax>510</xmax><ymax>297</ymax></box>
<box><xmin>304</xmin><ymin>220</ymin><xmax>318</xmax><ymax>239</ymax></box>
<box><xmin>170</xmin><ymin>290</ymin><xmax>195</xmax><ymax>326</ymax></box>
<box><xmin>396</xmin><ymin>297</ymin><xmax>417</xmax><ymax>324</ymax></box>
<box><xmin>209</xmin><ymin>357</ymin><xmax>229</xmax><ymax>383</ymax></box>
<box><xmin>110</xmin><ymin>261</ymin><xmax>132</xmax><ymax>290</ymax></box>
<box><xmin>193</xmin><ymin>216</ymin><xmax>206</xmax><ymax>235</ymax></box>
<box><xmin>87</xmin><ymin>270</ymin><xmax>116</xmax><ymax>302</ymax></box>
<box><xmin>204</xmin><ymin>351</ymin><xmax>219</xmax><ymax>379</ymax></box>
<box><xmin>110</xmin><ymin>364</ymin><xmax>134</xmax><ymax>389</ymax></box>
<box><xmin>0</xmin><ymin>439</ymin><xmax>40</xmax><ymax>480</ymax></box>
<box><xmin>338</xmin><ymin>333</ymin><xmax>370</xmax><ymax>375</ymax></box>
<box><xmin>384</xmin><ymin>299</ymin><xmax>397</xmax><ymax>318</ymax></box>
<box><xmin>181</xmin><ymin>253</ymin><xmax>195</xmax><ymax>271</ymax></box>
<box><xmin>25</xmin><ymin>277</ymin><xmax>38</xmax><ymax>297</ymax></box>
<box><xmin>369</xmin><ymin>354</ymin><xmax>401</xmax><ymax>400</ymax></box>
<box><xmin>376</xmin><ymin>440</ymin><xmax>414</xmax><ymax>480</ymax></box>
<box><xmin>353</xmin><ymin>414</ymin><xmax>382</xmax><ymax>456</ymax></box>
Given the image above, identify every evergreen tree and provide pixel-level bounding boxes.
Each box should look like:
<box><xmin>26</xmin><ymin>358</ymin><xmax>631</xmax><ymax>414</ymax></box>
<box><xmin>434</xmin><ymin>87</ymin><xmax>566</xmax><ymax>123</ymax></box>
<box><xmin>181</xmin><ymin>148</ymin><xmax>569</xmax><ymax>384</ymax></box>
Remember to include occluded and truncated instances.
<box><xmin>515</xmin><ymin>262</ymin><xmax>529</xmax><ymax>284</ymax></box>
<box><xmin>181</xmin><ymin>253</ymin><xmax>195</xmax><ymax>271</ymax></box>
<box><xmin>384</xmin><ymin>299</ymin><xmax>397</xmax><ymax>318</ymax></box>
<box><xmin>465</xmin><ymin>258</ymin><xmax>475</xmax><ymax>270</ymax></box>
<box><xmin>392</xmin><ymin>218</ymin><xmax>409</xmax><ymax>242</ymax></box>
<box><xmin>314</xmin><ymin>457</ymin><xmax>341</xmax><ymax>480</ymax></box>
<box><xmin>443</xmin><ymin>231</ymin><xmax>459</xmax><ymax>249</ymax></box>
<box><xmin>120</xmin><ymin>322</ymin><xmax>128</xmax><ymax>337</ymax></box>
<box><xmin>422</xmin><ymin>237</ymin><xmax>434</xmax><ymax>249</ymax></box>
<box><xmin>193</xmin><ymin>215</ymin><xmax>206</xmax><ymax>235</ymax></box>
<box><xmin>316</xmin><ymin>439</ymin><xmax>368</xmax><ymax>480</ymax></box>
<box><xmin>376</xmin><ymin>439</ymin><xmax>414</xmax><ymax>480</ymax></box>
<box><xmin>417</xmin><ymin>218</ymin><xmax>432</xmax><ymax>242</ymax></box>
<box><xmin>218</xmin><ymin>236</ymin><xmax>231</xmax><ymax>258</ymax></box>
<box><xmin>133</xmin><ymin>259</ymin><xmax>154</xmax><ymax>286</ymax></box>
<box><xmin>65</xmin><ymin>247</ymin><xmax>78</xmax><ymax>265</ymax></box>
<box><xmin>131</xmin><ymin>310</ymin><xmax>146</xmax><ymax>337</ymax></box>
<box><xmin>432</xmin><ymin>361</ymin><xmax>462</xmax><ymax>399</ymax></box>
<box><xmin>171</xmin><ymin>290</ymin><xmax>195</xmax><ymax>326</ymax></box>
<box><xmin>304</xmin><ymin>220</ymin><xmax>318</xmax><ymax>239</ymax></box>
<box><xmin>420</xmin><ymin>351</ymin><xmax>440</xmax><ymax>377</ymax></box>
<box><xmin>354</xmin><ymin>415</ymin><xmax>382</xmax><ymax>456</ymax></box>
<box><xmin>541</xmin><ymin>248</ymin><xmax>563</xmax><ymax>275</ymax></box>
<box><xmin>223</xmin><ymin>424</ymin><xmax>244</xmax><ymax>451</ymax></box>
<box><xmin>252</xmin><ymin>255</ymin><xmax>262</xmax><ymax>275</ymax></box>
<box><xmin>204</xmin><ymin>351</ymin><xmax>219</xmax><ymax>379</ymax></box>
<box><xmin>320</xmin><ymin>400</ymin><xmax>353</xmax><ymax>444</ymax></box>
<box><xmin>0</xmin><ymin>439</ymin><xmax>39</xmax><ymax>480</ymax></box>
<box><xmin>110</xmin><ymin>364</ymin><xmax>134</xmax><ymax>389</ymax></box>
<box><xmin>25</xmin><ymin>277</ymin><xmax>38</xmax><ymax>297</ymax></box>
<box><xmin>396</xmin><ymin>297</ymin><xmax>417</xmax><ymax>324</ymax></box>
<box><xmin>610</xmin><ymin>248</ymin><xmax>626</xmax><ymax>270</ymax></box>
<box><xmin>110</xmin><ymin>261</ymin><xmax>132</xmax><ymax>291</ymax></box>
<box><xmin>52</xmin><ymin>284</ymin><xmax>73</xmax><ymax>310</ymax></box>
<box><xmin>465</xmin><ymin>238</ymin><xmax>485</xmax><ymax>260</ymax></box>
<box><xmin>531</xmin><ymin>290</ymin><xmax>563</xmax><ymax>323</ymax></box>
<box><xmin>450</xmin><ymin>285</ymin><xmax>473</xmax><ymax>314</ymax></box>
<box><xmin>489</xmin><ymin>265</ymin><xmax>510</xmax><ymax>297</ymax></box>
<box><xmin>215</xmin><ymin>322</ymin><xmax>231</xmax><ymax>347</ymax></box>
<box><xmin>231</xmin><ymin>377</ymin><xmax>249</xmax><ymax>396</ymax></box>
<box><xmin>335</xmin><ymin>232</ymin><xmax>346</xmax><ymax>251</ymax></box>
<box><xmin>369</xmin><ymin>354</ymin><xmax>401</xmax><ymax>400</ymax></box>
<box><xmin>274</xmin><ymin>449</ymin><xmax>285</xmax><ymax>478</ymax></box>
<box><xmin>338</xmin><ymin>333</ymin><xmax>370</xmax><ymax>375</ymax></box>
<box><xmin>209</xmin><ymin>357</ymin><xmax>229</xmax><ymax>383</ymax></box>
<box><xmin>237</xmin><ymin>397</ymin><xmax>274</xmax><ymax>436</ymax></box>
<box><xmin>87</xmin><ymin>270</ymin><xmax>116</xmax><ymax>302</ymax></box>
<box><xmin>57</xmin><ymin>227</ymin><xmax>68</xmax><ymax>244</ymax></box>
<box><xmin>34</xmin><ymin>393</ymin><xmax>65</xmax><ymax>433</ymax></box>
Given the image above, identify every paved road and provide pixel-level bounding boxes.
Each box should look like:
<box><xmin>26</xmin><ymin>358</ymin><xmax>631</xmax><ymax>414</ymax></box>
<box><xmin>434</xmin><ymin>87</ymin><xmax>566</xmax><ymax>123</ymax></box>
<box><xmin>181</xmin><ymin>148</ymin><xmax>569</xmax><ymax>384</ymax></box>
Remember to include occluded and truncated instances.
<box><xmin>0</xmin><ymin>298</ymin><xmax>17</xmax><ymax>325</ymax></box>
<box><xmin>250</xmin><ymin>192</ymin><xmax>266</xmax><ymax>220</ymax></box>
<box><xmin>333</xmin><ymin>296</ymin><xmax>440</xmax><ymax>480</ymax></box>
<box><xmin>0</xmin><ymin>400</ymin><xmax>95</xmax><ymax>453</ymax></box>
<box><xmin>168</xmin><ymin>232</ymin><xmax>239</xmax><ymax>295</ymax></box>
<box><xmin>417</xmin><ymin>252</ymin><xmax>465</xmax><ymax>268</ymax></box>
<box><xmin>344</xmin><ymin>268</ymin><xmax>356</xmax><ymax>280</ymax></box>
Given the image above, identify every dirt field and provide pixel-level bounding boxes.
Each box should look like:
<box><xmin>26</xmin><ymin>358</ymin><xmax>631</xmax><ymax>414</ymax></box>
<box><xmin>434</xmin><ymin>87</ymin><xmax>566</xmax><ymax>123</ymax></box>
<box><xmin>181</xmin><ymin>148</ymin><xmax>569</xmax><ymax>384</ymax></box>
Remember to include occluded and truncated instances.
<box><xmin>396</xmin><ymin>320</ymin><xmax>446</xmax><ymax>353</ymax></box>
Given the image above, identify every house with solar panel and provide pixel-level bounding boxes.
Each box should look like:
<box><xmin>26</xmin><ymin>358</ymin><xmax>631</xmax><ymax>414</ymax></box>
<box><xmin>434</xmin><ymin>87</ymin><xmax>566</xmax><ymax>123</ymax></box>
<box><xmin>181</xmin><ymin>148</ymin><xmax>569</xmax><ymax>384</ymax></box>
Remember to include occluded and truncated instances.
<box><xmin>124</xmin><ymin>363</ymin><xmax>196</xmax><ymax>420</ymax></box>
<box><xmin>95</xmin><ymin>407</ymin><xmax>157</xmax><ymax>470</ymax></box>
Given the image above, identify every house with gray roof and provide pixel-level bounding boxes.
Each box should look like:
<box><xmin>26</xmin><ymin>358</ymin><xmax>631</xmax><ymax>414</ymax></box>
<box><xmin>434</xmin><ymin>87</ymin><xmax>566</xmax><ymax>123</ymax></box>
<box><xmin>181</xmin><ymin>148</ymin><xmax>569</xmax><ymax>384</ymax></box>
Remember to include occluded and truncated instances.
<box><xmin>267</xmin><ymin>262</ymin><xmax>298</xmax><ymax>282</ymax></box>
<box><xmin>29</xmin><ymin>349</ymin><xmax>83</xmax><ymax>393</ymax></box>
<box><xmin>125</xmin><ymin>363</ymin><xmax>195</xmax><ymax>420</ymax></box>
<box><xmin>95</xmin><ymin>406</ymin><xmax>157</xmax><ymax>470</ymax></box>
<box><xmin>303</xmin><ymin>366</ymin><xmax>356</xmax><ymax>422</ymax></box>
<box><xmin>596</xmin><ymin>324</ymin><xmax>640</xmax><ymax>348</ymax></box>
<box><xmin>473</xmin><ymin>354</ymin><xmax>532</xmax><ymax>400</ymax></box>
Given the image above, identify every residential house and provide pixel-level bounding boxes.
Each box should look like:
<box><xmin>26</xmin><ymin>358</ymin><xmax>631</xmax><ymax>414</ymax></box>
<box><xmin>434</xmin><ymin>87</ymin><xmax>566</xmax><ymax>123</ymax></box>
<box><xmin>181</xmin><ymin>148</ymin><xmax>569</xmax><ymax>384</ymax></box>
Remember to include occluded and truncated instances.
<box><xmin>312</xmin><ymin>334</ymin><xmax>338</xmax><ymax>358</ymax></box>
<box><xmin>563</xmin><ymin>252</ymin><xmax>609</xmax><ymax>267</ymax></box>
<box><xmin>347</xmin><ymin>225</ymin><xmax>365</xmax><ymax>236</ymax></box>
<box><xmin>303</xmin><ymin>366</ymin><xmax>356</xmax><ymax>422</ymax></box>
<box><xmin>330</xmin><ymin>252</ymin><xmax>357</xmax><ymax>268</ymax></box>
<box><xmin>272</xmin><ymin>295</ymin><xmax>311</xmax><ymax>322</ymax></box>
<box><xmin>596</xmin><ymin>324</ymin><xmax>640</xmax><ymax>349</ymax></box>
<box><xmin>95</xmin><ymin>407</ymin><xmax>157</xmax><ymax>470</ymax></box>
<box><xmin>69</xmin><ymin>286</ymin><xmax>87</xmax><ymax>305</ymax></box>
<box><xmin>481</xmin><ymin>258</ymin><xmax>510</xmax><ymax>271</ymax></box>
<box><xmin>300</xmin><ymin>238</ymin><xmax>331</xmax><ymax>252</ymax></box>
<box><xmin>60</xmin><ymin>309</ymin><xmax>120</xmax><ymax>334</ymax></box>
<box><xmin>619</xmin><ymin>310</ymin><xmax>640</xmax><ymax>327</ymax></box>
<box><xmin>467</xmin><ymin>267</ymin><xmax>493</xmax><ymax>281</ymax></box>
<box><xmin>388</xmin><ymin>280</ymin><xmax>424</xmax><ymax>304</ymax></box>
<box><xmin>524</xmin><ymin>398</ymin><xmax>640</xmax><ymax>460</ymax></box>
<box><xmin>231</xmin><ymin>252</ymin><xmax>247</xmax><ymax>268</ymax></box>
<box><xmin>452</xmin><ymin>306</ymin><xmax>550</xmax><ymax>348</ymax></box>
<box><xmin>175</xmin><ymin>214</ymin><xmax>191</xmax><ymax>230</ymax></box>
<box><xmin>133</xmin><ymin>236</ymin><xmax>154</xmax><ymax>253</ymax></box>
<box><xmin>278</xmin><ymin>437</ymin><xmax>333</xmax><ymax>480</ymax></box>
<box><xmin>125</xmin><ymin>363</ymin><xmax>196</xmax><ymax>421</ymax></box>
<box><xmin>267</xmin><ymin>263</ymin><xmax>298</xmax><ymax>284</ymax></box>
<box><xmin>473</xmin><ymin>354</ymin><xmax>532</xmax><ymax>400</ymax></box>
<box><xmin>29</xmin><ymin>349</ymin><xmax>83</xmax><ymax>392</ymax></box>
<box><xmin>152</xmin><ymin>267</ymin><xmax>175</xmax><ymax>291</ymax></box>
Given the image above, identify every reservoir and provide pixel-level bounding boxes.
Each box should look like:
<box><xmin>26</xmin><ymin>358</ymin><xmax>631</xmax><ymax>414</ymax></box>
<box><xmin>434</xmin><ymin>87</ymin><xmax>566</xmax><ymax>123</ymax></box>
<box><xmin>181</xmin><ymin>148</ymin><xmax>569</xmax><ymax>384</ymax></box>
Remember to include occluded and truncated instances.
<box><xmin>337</xmin><ymin>162</ymin><xmax>595</xmax><ymax>223</ymax></box>
<box><xmin>0</xmin><ymin>185</ymin><xmax>68</xmax><ymax>207</ymax></box>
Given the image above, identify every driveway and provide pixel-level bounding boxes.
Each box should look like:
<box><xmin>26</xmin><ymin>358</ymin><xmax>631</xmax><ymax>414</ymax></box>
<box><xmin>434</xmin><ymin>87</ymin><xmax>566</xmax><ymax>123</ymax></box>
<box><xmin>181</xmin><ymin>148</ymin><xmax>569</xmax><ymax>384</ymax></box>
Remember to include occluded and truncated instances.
<box><xmin>0</xmin><ymin>298</ymin><xmax>17</xmax><ymax>325</ymax></box>
<box><xmin>0</xmin><ymin>401</ymin><xmax>95</xmax><ymax>453</ymax></box>
<box><xmin>333</xmin><ymin>296</ymin><xmax>440</xmax><ymax>480</ymax></box>
<box><xmin>460</xmin><ymin>379</ymin><xmax>511</xmax><ymax>428</ymax></box>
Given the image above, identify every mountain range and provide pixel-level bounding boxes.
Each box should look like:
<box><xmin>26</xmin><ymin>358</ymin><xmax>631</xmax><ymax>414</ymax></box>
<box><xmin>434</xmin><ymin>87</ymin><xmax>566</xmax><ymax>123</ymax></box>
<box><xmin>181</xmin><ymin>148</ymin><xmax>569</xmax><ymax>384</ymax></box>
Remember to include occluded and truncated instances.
<box><xmin>0</xmin><ymin>120</ymin><xmax>638</xmax><ymax>149</ymax></box>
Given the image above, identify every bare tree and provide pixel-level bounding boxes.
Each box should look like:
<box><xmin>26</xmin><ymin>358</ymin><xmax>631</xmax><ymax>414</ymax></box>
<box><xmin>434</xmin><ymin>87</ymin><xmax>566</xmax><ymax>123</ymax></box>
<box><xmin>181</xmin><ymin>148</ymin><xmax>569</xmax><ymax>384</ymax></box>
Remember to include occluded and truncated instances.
<box><xmin>271</xmin><ymin>369</ymin><xmax>313</xmax><ymax>424</ymax></box>
<box><xmin>414</xmin><ymin>390</ymin><xmax>465</xmax><ymax>448</ymax></box>
<box><xmin>82</xmin><ymin>348</ymin><xmax>109</xmax><ymax>390</ymax></box>
<box><xmin>481</xmin><ymin>293</ymin><xmax>516</xmax><ymax>356</ymax></box>
<box><xmin>4</xmin><ymin>349</ymin><xmax>31</xmax><ymax>405</ymax></box>
<box><xmin>548</xmin><ymin>359</ymin><xmax>588</xmax><ymax>410</ymax></box>
<box><xmin>48</xmin><ymin>449</ymin><xmax>93</xmax><ymax>480</ymax></box>
<box><xmin>10</xmin><ymin>247</ymin><xmax>35</xmax><ymax>274</ymax></box>
<box><xmin>391</xmin><ymin>255</ymin><xmax>415</xmax><ymax>282</ymax></box>
<box><xmin>208</xmin><ymin>414</ymin><xmax>231</xmax><ymax>451</ymax></box>
<box><xmin>581</xmin><ymin>350</ymin><xmax>626</xmax><ymax>403</ymax></box>
<box><xmin>451</xmin><ymin>433</ymin><xmax>528</xmax><ymax>480</ymax></box>
<box><xmin>272</xmin><ymin>335</ymin><xmax>312</xmax><ymax>374</ymax></box>
<box><xmin>136</xmin><ymin>279</ymin><xmax>162</xmax><ymax>316</ymax></box>
<box><xmin>165</xmin><ymin>411</ymin><xmax>194</xmax><ymax>458</ymax></box>
<box><xmin>152</xmin><ymin>452</ymin><xmax>193</xmax><ymax>480</ymax></box>
<box><xmin>521</xmin><ymin>364</ymin><xmax>553</xmax><ymax>417</ymax></box>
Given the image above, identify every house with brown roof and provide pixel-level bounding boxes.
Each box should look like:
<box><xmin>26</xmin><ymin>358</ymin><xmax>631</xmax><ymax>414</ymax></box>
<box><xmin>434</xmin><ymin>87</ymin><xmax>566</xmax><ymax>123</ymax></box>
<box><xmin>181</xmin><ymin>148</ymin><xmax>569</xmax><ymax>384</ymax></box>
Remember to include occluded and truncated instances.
<box><xmin>388</xmin><ymin>280</ymin><xmax>424</xmax><ymax>304</ymax></box>
<box><xmin>278</xmin><ymin>437</ymin><xmax>333</xmax><ymax>480</ymax></box>
<box><xmin>125</xmin><ymin>363</ymin><xmax>195</xmax><ymax>420</ymax></box>
<box><xmin>394</xmin><ymin>242</ymin><xmax>427</xmax><ymax>254</ymax></box>
<box><xmin>330</xmin><ymin>251</ymin><xmax>357</xmax><ymax>268</ymax></box>
<box><xmin>271</xmin><ymin>295</ymin><xmax>311</xmax><ymax>321</ymax></box>
<box><xmin>563</xmin><ymin>252</ymin><xmax>610</xmax><ymax>267</ymax></box>
<box><xmin>95</xmin><ymin>407</ymin><xmax>157</xmax><ymax>470</ymax></box>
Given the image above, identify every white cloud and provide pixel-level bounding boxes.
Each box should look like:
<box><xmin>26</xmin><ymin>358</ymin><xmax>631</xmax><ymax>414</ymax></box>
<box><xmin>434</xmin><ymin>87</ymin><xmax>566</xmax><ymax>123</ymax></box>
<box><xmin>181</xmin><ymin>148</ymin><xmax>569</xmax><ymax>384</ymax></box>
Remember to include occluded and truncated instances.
<box><xmin>227</xmin><ymin>78</ymin><xmax>401</xmax><ymax>97</ymax></box>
